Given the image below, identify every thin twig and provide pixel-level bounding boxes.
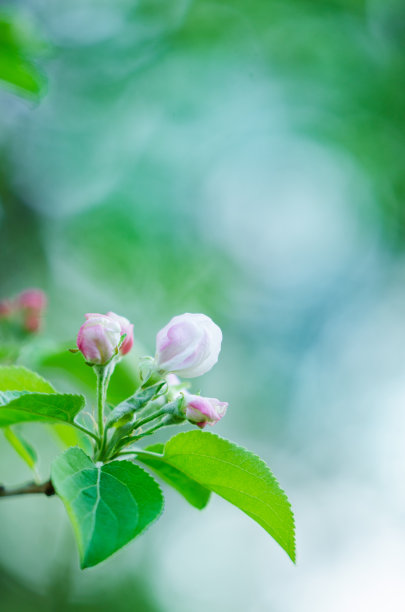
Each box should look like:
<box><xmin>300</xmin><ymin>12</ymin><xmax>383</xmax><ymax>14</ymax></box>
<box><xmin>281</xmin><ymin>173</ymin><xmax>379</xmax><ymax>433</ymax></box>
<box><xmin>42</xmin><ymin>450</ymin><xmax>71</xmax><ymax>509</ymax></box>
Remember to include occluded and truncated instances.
<box><xmin>0</xmin><ymin>479</ymin><xmax>55</xmax><ymax>498</ymax></box>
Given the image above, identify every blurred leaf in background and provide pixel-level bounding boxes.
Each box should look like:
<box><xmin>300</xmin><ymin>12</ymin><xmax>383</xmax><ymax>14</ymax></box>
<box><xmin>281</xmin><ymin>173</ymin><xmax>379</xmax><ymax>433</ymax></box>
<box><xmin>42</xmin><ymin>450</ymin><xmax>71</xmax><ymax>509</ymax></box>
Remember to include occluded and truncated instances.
<box><xmin>0</xmin><ymin>7</ymin><xmax>47</xmax><ymax>101</ymax></box>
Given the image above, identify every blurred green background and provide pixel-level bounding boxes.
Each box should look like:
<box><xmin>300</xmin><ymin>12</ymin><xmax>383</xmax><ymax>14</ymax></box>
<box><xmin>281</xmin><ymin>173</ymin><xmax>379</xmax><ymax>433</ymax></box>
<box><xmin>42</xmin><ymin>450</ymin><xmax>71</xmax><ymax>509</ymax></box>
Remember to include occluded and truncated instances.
<box><xmin>1</xmin><ymin>0</ymin><xmax>405</xmax><ymax>610</ymax></box>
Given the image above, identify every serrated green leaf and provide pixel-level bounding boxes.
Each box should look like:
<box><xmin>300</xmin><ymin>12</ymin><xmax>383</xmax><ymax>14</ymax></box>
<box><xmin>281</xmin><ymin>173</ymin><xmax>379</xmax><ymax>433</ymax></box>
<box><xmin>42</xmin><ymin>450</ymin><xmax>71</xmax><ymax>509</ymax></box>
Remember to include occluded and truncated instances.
<box><xmin>3</xmin><ymin>426</ymin><xmax>38</xmax><ymax>474</ymax></box>
<box><xmin>0</xmin><ymin>366</ymin><xmax>90</xmax><ymax>449</ymax></box>
<box><xmin>0</xmin><ymin>366</ymin><xmax>55</xmax><ymax>393</ymax></box>
<box><xmin>141</xmin><ymin>431</ymin><xmax>295</xmax><ymax>561</ymax></box>
<box><xmin>0</xmin><ymin>390</ymin><xmax>85</xmax><ymax>427</ymax></box>
<box><xmin>52</xmin><ymin>448</ymin><xmax>164</xmax><ymax>568</ymax></box>
<box><xmin>139</xmin><ymin>443</ymin><xmax>211</xmax><ymax>510</ymax></box>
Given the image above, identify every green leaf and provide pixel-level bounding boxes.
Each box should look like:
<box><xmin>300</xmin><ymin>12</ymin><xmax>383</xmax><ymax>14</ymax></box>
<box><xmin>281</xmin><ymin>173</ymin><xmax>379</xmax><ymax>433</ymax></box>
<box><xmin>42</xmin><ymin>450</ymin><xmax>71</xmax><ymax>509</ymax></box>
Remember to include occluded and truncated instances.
<box><xmin>52</xmin><ymin>448</ymin><xmax>164</xmax><ymax>568</ymax></box>
<box><xmin>0</xmin><ymin>366</ymin><xmax>89</xmax><ymax>449</ymax></box>
<box><xmin>0</xmin><ymin>54</ymin><xmax>45</xmax><ymax>98</ymax></box>
<box><xmin>0</xmin><ymin>366</ymin><xmax>55</xmax><ymax>393</ymax></box>
<box><xmin>139</xmin><ymin>431</ymin><xmax>295</xmax><ymax>561</ymax></box>
<box><xmin>0</xmin><ymin>10</ymin><xmax>47</xmax><ymax>100</ymax></box>
<box><xmin>0</xmin><ymin>390</ymin><xmax>85</xmax><ymax>427</ymax></box>
<box><xmin>139</xmin><ymin>443</ymin><xmax>211</xmax><ymax>510</ymax></box>
<box><xmin>3</xmin><ymin>426</ymin><xmax>38</xmax><ymax>475</ymax></box>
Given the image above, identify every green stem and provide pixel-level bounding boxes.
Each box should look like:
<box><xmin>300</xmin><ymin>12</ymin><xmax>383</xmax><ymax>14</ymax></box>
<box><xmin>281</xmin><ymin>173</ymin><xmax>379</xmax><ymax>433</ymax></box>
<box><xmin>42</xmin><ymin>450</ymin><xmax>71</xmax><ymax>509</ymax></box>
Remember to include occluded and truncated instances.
<box><xmin>94</xmin><ymin>364</ymin><xmax>113</xmax><ymax>460</ymax></box>
<box><xmin>133</xmin><ymin>409</ymin><xmax>167</xmax><ymax>431</ymax></box>
<box><xmin>96</xmin><ymin>368</ymin><xmax>105</xmax><ymax>441</ymax></box>
<box><xmin>124</xmin><ymin>414</ymin><xmax>177</xmax><ymax>445</ymax></box>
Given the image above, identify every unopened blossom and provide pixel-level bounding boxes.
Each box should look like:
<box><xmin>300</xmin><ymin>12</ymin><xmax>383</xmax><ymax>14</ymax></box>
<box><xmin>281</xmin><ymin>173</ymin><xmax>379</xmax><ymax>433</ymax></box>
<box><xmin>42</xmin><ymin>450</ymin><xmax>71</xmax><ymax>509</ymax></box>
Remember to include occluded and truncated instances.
<box><xmin>155</xmin><ymin>313</ymin><xmax>222</xmax><ymax>378</ymax></box>
<box><xmin>17</xmin><ymin>289</ymin><xmax>47</xmax><ymax>332</ymax></box>
<box><xmin>17</xmin><ymin>289</ymin><xmax>47</xmax><ymax>311</ymax></box>
<box><xmin>106</xmin><ymin>311</ymin><xmax>134</xmax><ymax>355</ymax></box>
<box><xmin>183</xmin><ymin>392</ymin><xmax>228</xmax><ymax>428</ymax></box>
<box><xmin>77</xmin><ymin>313</ymin><xmax>122</xmax><ymax>365</ymax></box>
<box><xmin>166</xmin><ymin>373</ymin><xmax>181</xmax><ymax>386</ymax></box>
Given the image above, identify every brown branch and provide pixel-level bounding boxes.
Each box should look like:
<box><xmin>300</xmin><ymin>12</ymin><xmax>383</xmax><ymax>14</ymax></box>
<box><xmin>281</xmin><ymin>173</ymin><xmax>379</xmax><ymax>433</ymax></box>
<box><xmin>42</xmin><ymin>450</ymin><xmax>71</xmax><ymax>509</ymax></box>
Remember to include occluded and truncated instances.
<box><xmin>0</xmin><ymin>479</ymin><xmax>55</xmax><ymax>498</ymax></box>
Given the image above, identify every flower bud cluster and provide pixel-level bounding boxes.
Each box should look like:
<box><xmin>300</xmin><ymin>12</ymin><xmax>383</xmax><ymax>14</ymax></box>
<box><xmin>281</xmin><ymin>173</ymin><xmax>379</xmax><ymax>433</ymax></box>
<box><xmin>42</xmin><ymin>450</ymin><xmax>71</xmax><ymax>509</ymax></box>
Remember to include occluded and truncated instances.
<box><xmin>76</xmin><ymin>311</ymin><xmax>227</xmax><ymax>431</ymax></box>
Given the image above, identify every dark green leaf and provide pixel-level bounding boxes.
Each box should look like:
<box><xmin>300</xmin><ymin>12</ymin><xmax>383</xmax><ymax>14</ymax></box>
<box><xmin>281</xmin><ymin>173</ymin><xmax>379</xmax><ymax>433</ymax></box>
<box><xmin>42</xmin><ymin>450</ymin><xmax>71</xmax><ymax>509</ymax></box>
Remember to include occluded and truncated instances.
<box><xmin>52</xmin><ymin>448</ymin><xmax>164</xmax><ymax>568</ymax></box>
<box><xmin>143</xmin><ymin>431</ymin><xmax>296</xmax><ymax>561</ymax></box>
<box><xmin>138</xmin><ymin>443</ymin><xmax>211</xmax><ymax>510</ymax></box>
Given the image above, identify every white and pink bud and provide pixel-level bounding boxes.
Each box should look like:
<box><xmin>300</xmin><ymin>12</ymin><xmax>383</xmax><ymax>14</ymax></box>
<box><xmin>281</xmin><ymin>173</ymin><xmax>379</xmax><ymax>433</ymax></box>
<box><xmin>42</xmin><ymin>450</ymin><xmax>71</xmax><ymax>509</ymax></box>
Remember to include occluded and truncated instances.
<box><xmin>106</xmin><ymin>311</ymin><xmax>134</xmax><ymax>356</ymax></box>
<box><xmin>77</xmin><ymin>313</ymin><xmax>122</xmax><ymax>365</ymax></box>
<box><xmin>166</xmin><ymin>374</ymin><xmax>181</xmax><ymax>387</ymax></box>
<box><xmin>155</xmin><ymin>313</ymin><xmax>222</xmax><ymax>378</ymax></box>
<box><xmin>183</xmin><ymin>392</ymin><xmax>228</xmax><ymax>428</ymax></box>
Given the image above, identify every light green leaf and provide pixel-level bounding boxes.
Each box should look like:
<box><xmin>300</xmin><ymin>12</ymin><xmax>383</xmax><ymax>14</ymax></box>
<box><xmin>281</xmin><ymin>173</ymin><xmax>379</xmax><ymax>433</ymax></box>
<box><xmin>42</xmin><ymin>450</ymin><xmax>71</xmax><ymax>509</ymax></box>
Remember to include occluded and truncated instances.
<box><xmin>140</xmin><ymin>431</ymin><xmax>296</xmax><ymax>561</ymax></box>
<box><xmin>0</xmin><ymin>366</ymin><xmax>55</xmax><ymax>393</ymax></box>
<box><xmin>3</xmin><ymin>426</ymin><xmax>38</xmax><ymax>475</ymax></box>
<box><xmin>52</xmin><ymin>448</ymin><xmax>164</xmax><ymax>568</ymax></box>
<box><xmin>139</xmin><ymin>443</ymin><xmax>210</xmax><ymax>510</ymax></box>
<box><xmin>0</xmin><ymin>366</ymin><xmax>89</xmax><ymax>448</ymax></box>
<box><xmin>0</xmin><ymin>390</ymin><xmax>85</xmax><ymax>427</ymax></box>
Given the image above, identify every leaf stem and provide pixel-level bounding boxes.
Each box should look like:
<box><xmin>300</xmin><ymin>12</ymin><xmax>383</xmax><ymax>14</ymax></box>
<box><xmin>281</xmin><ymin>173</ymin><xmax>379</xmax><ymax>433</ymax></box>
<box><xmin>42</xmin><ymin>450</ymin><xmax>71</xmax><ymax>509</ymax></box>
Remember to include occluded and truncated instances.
<box><xmin>72</xmin><ymin>421</ymin><xmax>99</xmax><ymax>443</ymax></box>
<box><xmin>133</xmin><ymin>409</ymin><xmax>167</xmax><ymax>430</ymax></box>
<box><xmin>118</xmin><ymin>414</ymin><xmax>176</xmax><ymax>448</ymax></box>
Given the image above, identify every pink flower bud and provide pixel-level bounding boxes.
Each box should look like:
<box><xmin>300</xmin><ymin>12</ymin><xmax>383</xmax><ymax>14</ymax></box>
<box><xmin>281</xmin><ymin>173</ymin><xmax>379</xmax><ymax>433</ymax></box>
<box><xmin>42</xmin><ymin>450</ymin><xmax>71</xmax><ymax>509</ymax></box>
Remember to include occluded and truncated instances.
<box><xmin>17</xmin><ymin>289</ymin><xmax>47</xmax><ymax>311</ymax></box>
<box><xmin>184</xmin><ymin>392</ymin><xmax>228</xmax><ymax>428</ymax></box>
<box><xmin>77</xmin><ymin>313</ymin><xmax>122</xmax><ymax>365</ymax></box>
<box><xmin>155</xmin><ymin>313</ymin><xmax>222</xmax><ymax>378</ymax></box>
<box><xmin>106</xmin><ymin>311</ymin><xmax>134</xmax><ymax>355</ymax></box>
<box><xmin>17</xmin><ymin>289</ymin><xmax>47</xmax><ymax>333</ymax></box>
